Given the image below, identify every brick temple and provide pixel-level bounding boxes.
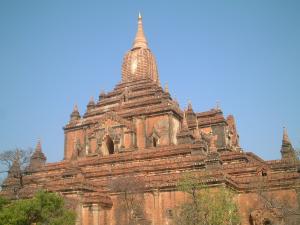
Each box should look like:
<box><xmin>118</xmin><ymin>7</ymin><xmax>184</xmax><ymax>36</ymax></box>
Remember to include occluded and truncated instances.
<box><xmin>1</xmin><ymin>14</ymin><xmax>299</xmax><ymax>225</ymax></box>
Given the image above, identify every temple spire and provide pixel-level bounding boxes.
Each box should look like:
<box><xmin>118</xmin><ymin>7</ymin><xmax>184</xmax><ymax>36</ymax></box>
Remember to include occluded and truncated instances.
<box><xmin>87</xmin><ymin>96</ymin><xmax>95</xmax><ymax>112</ymax></box>
<box><xmin>32</xmin><ymin>139</ymin><xmax>46</xmax><ymax>161</ymax></box>
<box><xmin>36</xmin><ymin>139</ymin><xmax>42</xmax><ymax>152</ymax></box>
<box><xmin>122</xmin><ymin>14</ymin><xmax>159</xmax><ymax>83</ymax></box>
<box><xmin>70</xmin><ymin>104</ymin><xmax>81</xmax><ymax>122</ymax></box>
<box><xmin>164</xmin><ymin>83</ymin><xmax>169</xmax><ymax>93</ymax></box>
<box><xmin>182</xmin><ymin>110</ymin><xmax>189</xmax><ymax>131</ymax></box>
<box><xmin>133</xmin><ymin>12</ymin><xmax>148</xmax><ymax>49</ymax></box>
<box><xmin>74</xmin><ymin>104</ymin><xmax>78</xmax><ymax>112</ymax></box>
<box><xmin>26</xmin><ymin>139</ymin><xmax>46</xmax><ymax>172</ymax></box>
<box><xmin>176</xmin><ymin>110</ymin><xmax>195</xmax><ymax>144</ymax></box>
<box><xmin>187</xmin><ymin>100</ymin><xmax>193</xmax><ymax>111</ymax></box>
<box><xmin>281</xmin><ymin>127</ymin><xmax>296</xmax><ymax>160</ymax></box>
<box><xmin>283</xmin><ymin>126</ymin><xmax>290</xmax><ymax>144</ymax></box>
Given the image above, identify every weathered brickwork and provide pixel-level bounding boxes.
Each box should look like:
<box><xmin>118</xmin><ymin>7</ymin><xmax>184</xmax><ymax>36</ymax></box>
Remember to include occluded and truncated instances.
<box><xmin>1</xmin><ymin>14</ymin><xmax>299</xmax><ymax>225</ymax></box>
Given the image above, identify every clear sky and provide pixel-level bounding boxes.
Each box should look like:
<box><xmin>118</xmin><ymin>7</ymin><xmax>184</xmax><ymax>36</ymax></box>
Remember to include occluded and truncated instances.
<box><xmin>0</xmin><ymin>0</ymin><xmax>299</xmax><ymax>163</ymax></box>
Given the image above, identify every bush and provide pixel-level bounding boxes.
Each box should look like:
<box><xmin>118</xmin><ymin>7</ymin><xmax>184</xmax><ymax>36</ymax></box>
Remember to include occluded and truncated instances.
<box><xmin>0</xmin><ymin>190</ymin><xmax>76</xmax><ymax>225</ymax></box>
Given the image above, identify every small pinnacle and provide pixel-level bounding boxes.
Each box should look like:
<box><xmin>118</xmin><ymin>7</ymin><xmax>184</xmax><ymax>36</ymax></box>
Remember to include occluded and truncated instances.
<box><xmin>73</xmin><ymin>104</ymin><xmax>78</xmax><ymax>112</ymax></box>
<box><xmin>36</xmin><ymin>138</ymin><xmax>42</xmax><ymax>152</ymax></box>
<box><xmin>138</xmin><ymin>12</ymin><xmax>142</xmax><ymax>19</ymax></box>
<box><xmin>194</xmin><ymin>118</ymin><xmax>201</xmax><ymax>139</ymax></box>
<box><xmin>164</xmin><ymin>83</ymin><xmax>169</xmax><ymax>93</ymax></box>
<box><xmin>283</xmin><ymin>126</ymin><xmax>290</xmax><ymax>143</ymax></box>
<box><xmin>187</xmin><ymin>100</ymin><xmax>193</xmax><ymax>110</ymax></box>
<box><xmin>182</xmin><ymin>110</ymin><xmax>189</xmax><ymax>130</ymax></box>
<box><xmin>70</xmin><ymin>103</ymin><xmax>81</xmax><ymax>121</ymax></box>
<box><xmin>89</xmin><ymin>96</ymin><xmax>95</xmax><ymax>105</ymax></box>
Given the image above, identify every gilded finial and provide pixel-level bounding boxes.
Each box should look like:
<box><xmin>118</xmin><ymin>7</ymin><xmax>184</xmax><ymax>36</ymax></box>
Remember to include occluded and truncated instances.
<box><xmin>133</xmin><ymin>13</ymin><xmax>148</xmax><ymax>49</ymax></box>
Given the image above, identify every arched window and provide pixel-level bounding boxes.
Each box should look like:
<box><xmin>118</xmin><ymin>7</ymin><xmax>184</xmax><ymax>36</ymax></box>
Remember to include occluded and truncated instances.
<box><xmin>263</xmin><ymin>219</ymin><xmax>272</xmax><ymax>225</ymax></box>
<box><xmin>104</xmin><ymin>135</ymin><xmax>114</xmax><ymax>155</ymax></box>
<box><xmin>257</xmin><ymin>167</ymin><xmax>268</xmax><ymax>177</ymax></box>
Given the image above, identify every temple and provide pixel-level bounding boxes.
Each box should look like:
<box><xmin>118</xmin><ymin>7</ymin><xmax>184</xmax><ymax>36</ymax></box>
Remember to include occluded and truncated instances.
<box><xmin>1</xmin><ymin>14</ymin><xmax>299</xmax><ymax>225</ymax></box>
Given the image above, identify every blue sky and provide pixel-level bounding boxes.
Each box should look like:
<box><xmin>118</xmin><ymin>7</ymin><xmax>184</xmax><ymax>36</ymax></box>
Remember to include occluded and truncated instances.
<box><xmin>0</xmin><ymin>0</ymin><xmax>299</xmax><ymax>162</ymax></box>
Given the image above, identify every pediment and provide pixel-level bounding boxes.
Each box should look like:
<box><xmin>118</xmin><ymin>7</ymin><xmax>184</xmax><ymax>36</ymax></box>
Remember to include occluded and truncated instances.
<box><xmin>94</xmin><ymin>112</ymin><xmax>135</xmax><ymax>132</ymax></box>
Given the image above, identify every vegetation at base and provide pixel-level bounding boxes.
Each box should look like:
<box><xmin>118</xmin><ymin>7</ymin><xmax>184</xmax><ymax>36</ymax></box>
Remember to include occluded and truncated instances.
<box><xmin>0</xmin><ymin>148</ymin><xmax>33</xmax><ymax>192</ymax></box>
<box><xmin>173</xmin><ymin>173</ymin><xmax>241</xmax><ymax>225</ymax></box>
<box><xmin>0</xmin><ymin>190</ymin><xmax>76</xmax><ymax>225</ymax></box>
<box><xmin>109</xmin><ymin>175</ymin><xmax>151</xmax><ymax>225</ymax></box>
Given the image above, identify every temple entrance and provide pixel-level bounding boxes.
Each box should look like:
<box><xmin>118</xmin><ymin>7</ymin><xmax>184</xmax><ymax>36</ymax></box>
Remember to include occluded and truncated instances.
<box><xmin>102</xmin><ymin>135</ymin><xmax>114</xmax><ymax>155</ymax></box>
<box><xmin>153</xmin><ymin>137</ymin><xmax>157</xmax><ymax>147</ymax></box>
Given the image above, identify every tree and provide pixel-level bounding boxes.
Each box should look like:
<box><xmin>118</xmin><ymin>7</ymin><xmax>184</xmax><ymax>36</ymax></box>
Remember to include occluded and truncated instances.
<box><xmin>249</xmin><ymin>176</ymin><xmax>300</xmax><ymax>225</ymax></box>
<box><xmin>0</xmin><ymin>190</ymin><xmax>76</xmax><ymax>225</ymax></box>
<box><xmin>0</xmin><ymin>148</ymin><xmax>32</xmax><ymax>185</ymax></box>
<box><xmin>0</xmin><ymin>148</ymin><xmax>32</xmax><ymax>172</ymax></box>
<box><xmin>109</xmin><ymin>175</ymin><xmax>151</xmax><ymax>225</ymax></box>
<box><xmin>173</xmin><ymin>173</ymin><xmax>240</xmax><ymax>225</ymax></box>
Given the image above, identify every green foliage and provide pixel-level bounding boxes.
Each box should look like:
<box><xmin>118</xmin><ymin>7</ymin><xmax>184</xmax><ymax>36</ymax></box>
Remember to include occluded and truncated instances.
<box><xmin>0</xmin><ymin>197</ymin><xmax>9</xmax><ymax>211</ymax></box>
<box><xmin>0</xmin><ymin>190</ymin><xmax>76</xmax><ymax>225</ymax></box>
<box><xmin>178</xmin><ymin>173</ymin><xmax>203</xmax><ymax>193</ymax></box>
<box><xmin>174</xmin><ymin>173</ymin><xmax>240</xmax><ymax>225</ymax></box>
<box><xmin>177</xmin><ymin>173</ymin><xmax>204</xmax><ymax>204</ymax></box>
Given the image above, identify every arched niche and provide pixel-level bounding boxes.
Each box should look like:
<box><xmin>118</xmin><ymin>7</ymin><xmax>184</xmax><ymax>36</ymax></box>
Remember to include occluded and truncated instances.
<box><xmin>101</xmin><ymin>135</ymin><xmax>114</xmax><ymax>156</ymax></box>
<box><xmin>263</xmin><ymin>219</ymin><xmax>272</xmax><ymax>225</ymax></box>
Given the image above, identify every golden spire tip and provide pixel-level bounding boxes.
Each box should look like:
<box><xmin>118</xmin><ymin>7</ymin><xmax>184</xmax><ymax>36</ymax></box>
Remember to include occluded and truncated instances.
<box><xmin>133</xmin><ymin>12</ymin><xmax>148</xmax><ymax>49</ymax></box>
